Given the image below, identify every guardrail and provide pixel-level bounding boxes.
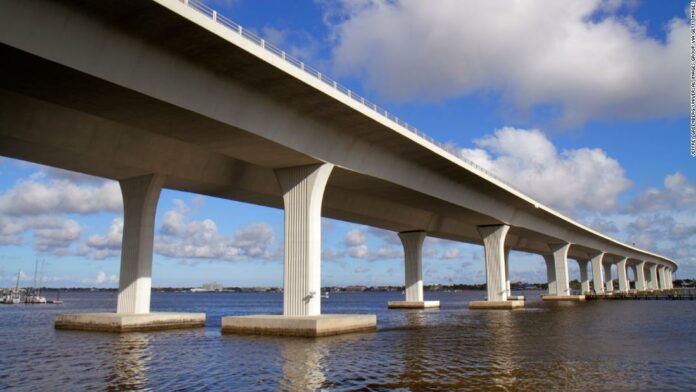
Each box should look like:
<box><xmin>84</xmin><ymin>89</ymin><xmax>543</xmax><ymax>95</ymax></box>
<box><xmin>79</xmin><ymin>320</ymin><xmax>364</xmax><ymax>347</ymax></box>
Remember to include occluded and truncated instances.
<box><xmin>179</xmin><ymin>0</ymin><xmax>522</xmax><ymax>193</ymax></box>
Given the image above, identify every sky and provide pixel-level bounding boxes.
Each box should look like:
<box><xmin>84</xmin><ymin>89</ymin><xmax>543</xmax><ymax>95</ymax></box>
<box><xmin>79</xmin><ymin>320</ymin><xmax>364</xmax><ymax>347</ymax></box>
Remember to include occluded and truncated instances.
<box><xmin>0</xmin><ymin>0</ymin><xmax>693</xmax><ymax>288</ymax></box>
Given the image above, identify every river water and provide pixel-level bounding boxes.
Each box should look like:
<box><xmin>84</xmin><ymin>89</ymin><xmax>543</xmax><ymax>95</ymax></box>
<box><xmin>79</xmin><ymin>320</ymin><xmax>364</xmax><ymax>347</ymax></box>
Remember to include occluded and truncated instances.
<box><xmin>1</xmin><ymin>290</ymin><xmax>694</xmax><ymax>391</ymax></box>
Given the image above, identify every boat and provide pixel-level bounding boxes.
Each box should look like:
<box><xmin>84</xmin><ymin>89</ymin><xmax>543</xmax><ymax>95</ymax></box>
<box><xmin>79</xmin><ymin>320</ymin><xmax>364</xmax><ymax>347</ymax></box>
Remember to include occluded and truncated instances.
<box><xmin>47</xmin><ymin>291</ymin><xmax>63</xmax><ymax>304</ymax></box>
<box><xmin>321</xmin><ymin>292</ymin><xmax>330</xmax><ymax>299</ymax></box>
<box><xmin>26</xmin><ymin>257</ymin><xmax>47</xmax><ymax>304</ymax></box>
<box><xmin>1</xmin><ymin>271</ymin><xmax>23</xmax><ymax>304</ymax></box>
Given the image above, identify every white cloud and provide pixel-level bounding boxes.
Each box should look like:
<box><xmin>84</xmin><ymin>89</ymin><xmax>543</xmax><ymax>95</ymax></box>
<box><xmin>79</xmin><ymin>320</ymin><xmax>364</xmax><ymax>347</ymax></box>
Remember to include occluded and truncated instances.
<box><xmin>459</xmin><ymin>127</ymin><xmax>631</xmax><ymax>212</ymax></box>
<box><xmin>0</xmin><ymin>178</ymin><xmax>121</xmax><ymax>216</ymax></box>
<box><xmin>78</xmin><ymin>218</ymin><xmax>124</xmax><ymax>259</ymax></box>
<box><xmin>154</xmin><ymin>199</ymin><xmax>278</xmax><ymax>262</ymax></box>
<box><xmin>344</xmin><ymin>229</ymin><xmax>367</xmax><ymax>246</ymax></box>
<box><xmin>440</xmin><ymin>247</ymin><xmax>462</xmax><ymax>260</ymax></box>
<box><xmin>627</xmin><ymin>172</ymin><xmax>696</xmax><ymax>212</ymax></box>
<box><xmin>95</xmin><ymin>271</ymin><xmax>118</xmax><ymax>284</ymax></box>
<box><xmin>327</xmin><ymin>0</ymin><xmax>687</xmax><ymax>126</ymax></box>
<box><xmin>30</xmin><ymin>216</ymin><xmax>82</xmax><ymax>254</ymax></box>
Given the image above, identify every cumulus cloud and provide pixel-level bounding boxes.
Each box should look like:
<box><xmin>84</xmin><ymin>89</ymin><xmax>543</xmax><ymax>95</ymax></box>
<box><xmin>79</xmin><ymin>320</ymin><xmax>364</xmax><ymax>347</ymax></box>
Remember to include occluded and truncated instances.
<box><xmin>0</xmin><ymin>178</ymin><xmax>121</xmax><ymax>216</ymax></box>
<box><xmin>30</xmin><ymin>216</ymin><xmax>82</xmax><ymax>254</ymax></box>
<box><xmin>344</xmin><ymin>229</ymin><xmax>367</xmax><ymax>246</ymax></box>
<box><xmin>459</xmin><ymin>127</ymin><xmax>631</xmax><ymax>212</ymax></box>
<box><xmin>627</xmin><ymin>172</ymin><xmax>696</xmax><ymax>212</ymax></box>
<box><xmin>440</xmin><ymin>247</ymin><xmax>462</xmax><ymax>260</ymax></box>
<box><xmin>78</xmin><ymin>218</ymin><xmax>124</xmax><ymax>259</ymax></box>
<box><xmin>154</xmin><ymin>199</ymin><xmax>278</xmax><ymax>262</ymax></box>
<box><xmin>95</xmin><ymin>271</ymin><xmax>118</xmax><ymax>284</ymax></box>
<box><xmin>327</xmin><ymin>0</ymin><xmax>687</xmax><ymax>126</ymax></box>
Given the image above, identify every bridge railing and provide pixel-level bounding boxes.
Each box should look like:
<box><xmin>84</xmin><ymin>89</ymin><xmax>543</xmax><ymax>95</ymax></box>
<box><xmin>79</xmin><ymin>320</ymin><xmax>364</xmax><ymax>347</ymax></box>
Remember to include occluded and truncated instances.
<box><xmin>178</xmin><ymin>0</ymin><xmax>522</xmax><ymax>194</ymax></box>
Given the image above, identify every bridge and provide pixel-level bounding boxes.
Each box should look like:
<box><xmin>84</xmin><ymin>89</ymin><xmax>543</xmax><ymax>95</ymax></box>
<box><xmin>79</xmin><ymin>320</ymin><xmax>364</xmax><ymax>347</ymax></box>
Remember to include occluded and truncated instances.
<box><xmin>0</xmin><ymin>0</ymin><xmax>677</xmax><ymax>336</ymax></box>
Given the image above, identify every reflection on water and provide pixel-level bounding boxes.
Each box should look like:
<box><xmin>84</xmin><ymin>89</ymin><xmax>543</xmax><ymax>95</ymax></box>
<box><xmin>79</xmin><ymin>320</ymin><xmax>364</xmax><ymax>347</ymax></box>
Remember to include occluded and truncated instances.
<box><xmin>106</xmin><ymin>333</ymin><xmax>151</xmax><ymax>390</ymax></box>
<box><xmin>279</xmin><ymin>337</ymin><xmax>326</xmax><ymax>391</ymax></box>
<box><xmin>1</xmin><ymin>290</ymin><xmax>695</xmax><ymax>391</ymax></box>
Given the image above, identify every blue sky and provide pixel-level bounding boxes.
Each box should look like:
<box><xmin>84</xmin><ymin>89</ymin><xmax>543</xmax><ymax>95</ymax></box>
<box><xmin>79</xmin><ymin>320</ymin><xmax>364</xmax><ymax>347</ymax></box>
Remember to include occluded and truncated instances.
<box><xmin>0</xmin><ymin>0</ymin><xmax>693</xmax><ymax>288</ymax></box>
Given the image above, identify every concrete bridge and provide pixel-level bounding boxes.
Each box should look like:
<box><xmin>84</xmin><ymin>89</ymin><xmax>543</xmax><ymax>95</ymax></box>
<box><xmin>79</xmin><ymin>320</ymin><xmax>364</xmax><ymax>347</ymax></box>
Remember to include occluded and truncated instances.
<box><xmin>0</xmin><ymin>0</ymin><xmax>677</xmax><ymax>336</ymax></box>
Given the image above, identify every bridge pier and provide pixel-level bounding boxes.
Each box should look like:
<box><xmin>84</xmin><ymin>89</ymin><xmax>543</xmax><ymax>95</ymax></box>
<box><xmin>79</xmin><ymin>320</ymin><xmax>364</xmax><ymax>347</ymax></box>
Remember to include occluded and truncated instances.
<box><xmin>648</xmin><ymin>263</ymin><xmax>659</xmax><ymax>290</ymax></box>
<box><xmin>603</xmin><ymin>263</ymin><xmax>614</xmax><ymax>293</ymax></box>
<box><xmin>658</xmin><ymin>266</ymin><xmax>668</xmax><ymax>290</ymax></box>
<box><xmin>635</xmin><ymin>261</ymin><xmax>648</xmax><ymax>291</ymax></box>
<box><xmin>542</xmin><ymin>243</ymin><xmax>584</xmax><ymax>301</ymax></box>
<box><xmin>222</xmin><ymin>164</ymin><xmax>376</xmax><ymax>336</ymax></box>
<box><xmin>591</xmin><ymin>253</ymin><xmax>605</xmax><ymax>294</ymax></box>
<box><xmin>55</xmin><ymin>174</ymin><xmax>205</xmax><ymax>332</ymax></box>
<box><xmin>577</xmin><ymin>259</ymin><xmax>591</xmax><ymax>295</ymax></box>
<box><xmin>504</xmin><ymin>248</ymin><xmax>525</xmax><ymax>301</ymax></box>
<box><xmin>469</xmin><ymin>225</ymin><xmax>523</xmax><ymax>309</ymax></box>
<box><xmin>617</xmin><ymin>258</ymin><xmax>629</xmax><ymax>293</ymax></box>
<box><xmin>388</xmin><ymin>231</ymin><xmax>440</xmax><ymax>309</ymax></box>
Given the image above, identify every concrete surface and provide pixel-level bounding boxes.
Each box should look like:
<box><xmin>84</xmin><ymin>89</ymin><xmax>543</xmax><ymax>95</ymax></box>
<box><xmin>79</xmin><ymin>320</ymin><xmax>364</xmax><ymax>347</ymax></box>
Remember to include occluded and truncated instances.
<box><xmin>0</xmin><ymin>0</ymin><xmax>677</xmax><ymax>276</ymax></box>
<box><xmin>55</xmin><ymin>312</ymin><xmax>205</xmax><ymax>332</ymax></box>
<box><xmin>387</xmin><ymin>301</ymin><xmax>441</xmax><ymax>309</ymax></box>
<box><xmin>507</xmin><ymin>295</ymin><xmax>525</xmax><ymax>301</ymax></box>
<box><xmin>469</xmin><ymin>300</ymin><xmax>524</xmax><ymax>309</ymax></box>
<box><xmin>221</xmin><ymin>314</ymin><xmax>377</xmax><ymax>337</ymax></box>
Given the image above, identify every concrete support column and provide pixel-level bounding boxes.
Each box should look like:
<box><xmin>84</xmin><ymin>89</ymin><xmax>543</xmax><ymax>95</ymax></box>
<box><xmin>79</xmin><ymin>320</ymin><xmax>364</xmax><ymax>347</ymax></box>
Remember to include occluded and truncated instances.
<box><xmin>400</xmin><ymin>231</ymin><xmax>426</xmax><ymax>302</ymax></box>
<box><xmin>117</xmin><ymin>174</ymin><xmax>165</xmax><ymax>314</ymax></box>
<box><xmin>603</xmin><ymin>263</ymin><xmax>614</xmax><ymax>292</ymax></box>
<box><xmin>469</xmin><ymin>225</ymin><xmax>523</xmax><ymax>309</ymax></box>
<box><xmin>648</xmin><ymin>264</ymin><xmax>658</xmax><ymax>290</ymax></box>
<box><xmin>504</xmin><ymin>247</ymin><xmax>511</xmax><ymax>296</ymax></box>
<box><xmin>617</xmin><ymin>258</ymin><xmax>629</xmax><ymax>293</ymax></box>
<box><xmin>275</xmin><ymin>163</ymin><xmax>333</xmax><ymax>316</ymax></box>
<box><xmin>591</xmin><ymin>253</ymin><xmax>605</xmax><ymax>294</ymax></box>
<box><xmin>57</xmin><ymin>174</ymin><xmax>205</xmax><ymax>331</ymax></box>
<box><xmin>388</xmin><ymin>231</ymin><xmax>440</xmax><ymax>309</ymax></box>
<box><xmin>543</xmin><ymin>255</ymin><xmax>557</xmax><ymax>295</ymax></box>
<box><xmin>550</xmin><ymin>243</ymin><xmax>571</xmax><ymax>296</ymax></box>
<box><xmin>577</xmin><ymin>259</ymin><xmax>591</xmax><ymax>294</ymax></box>
<box><xmin>668</xmin><ymin>269</ymin><xmax>674</xmax><ymax>289</ymax></box>
<box><xmin>658</xmin><ymin>266</ymin><xmax>667</xmax><ymax>290</ymax></box>
<box><xmin>635</xmin><ymin>261</ymin><xmax>647</xmax><ymax>291</ymax></box>
<box><xmin>479</xmin><ymin>225</ymin><xmax>509</xmax><ymax>302</ymax></box>
<box><xmin>542</xmin><ymin>244</ymin><xmax>583</xmax><ymax>301</ymax></box>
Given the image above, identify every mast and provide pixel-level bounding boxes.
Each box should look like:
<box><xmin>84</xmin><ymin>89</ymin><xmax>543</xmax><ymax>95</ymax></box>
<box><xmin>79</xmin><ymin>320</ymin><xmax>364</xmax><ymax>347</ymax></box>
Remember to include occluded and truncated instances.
<box><xmin>33</xmin><ymin>256</ymin><xmax>39</xmax><ymax>294</ymax></box>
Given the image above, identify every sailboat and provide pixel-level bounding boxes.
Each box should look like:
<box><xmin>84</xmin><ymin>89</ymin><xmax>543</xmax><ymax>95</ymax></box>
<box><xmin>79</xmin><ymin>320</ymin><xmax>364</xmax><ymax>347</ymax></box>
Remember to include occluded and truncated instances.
<box><xmin>26</xmin><ymin>257</ymin><xmax>47</xmax><ymax>304</ymax></box>
<box><xmin>1</xmin><ymin>271</ymin><xmax>23</xmax><ymax>304</ymax></box>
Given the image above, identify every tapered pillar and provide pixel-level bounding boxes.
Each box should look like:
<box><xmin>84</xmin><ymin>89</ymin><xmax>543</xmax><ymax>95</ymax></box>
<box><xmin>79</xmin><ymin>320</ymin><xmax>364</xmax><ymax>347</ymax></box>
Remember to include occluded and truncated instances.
<box><xmin>635</xmin><ymin>261</ymin><xmax>647</xmax><ymax>291</ymax></box>
<box><xmin>542</xmin><ymin>243</ymin><xmax>583</xmax><ymax>301</ymax></box>
<box><xmin>577</xmin><ymin>259</ymin><xmax>591</xmax><ymax>295</ymax></box>
<box><xmin>658</xmin><ymin>266</ymin><xmax>667</xmax><ymax>290</ymax></box>
<box><xmin>617</xmin><ymin>258</ymin><xmax>629</xmax><ymax>293</ymax></box>
<box><xmin>469</xmin><ymin>225</ymin><xmax>523</xmax><ymax>309</ymax></box>
<box><xmin>276</xmin><ymin>163</ymin><xmax>333</xmax><ymax>316</ymax></box>
<box><xmin>543</xmin><ymin>255</ymin><xmax>557</xmax><ymax>295</ymax></box>
<box><xmin>648</xmin><ymin>263</ymin><xmax>658</xmax><ymax>290</ymax></box>
<box><xmin>222</xmin><ymin>163</ymin><xmax>376</xmax><ymax>336</ymax></box>
<box><xmin>56</xmin><ymin>173</ymin><xmax>206</xmax><ymax>331</ymax></box>
<box><xmin>117</xmin><ymin>174</ymin><xmax>165</xmax><ymax>314</ymax></box>
<box><xmin>388</xmin><ymin>231</ymin><xmax>439</xmax><ymax>308</ymax></box>
<box><xmin>591</xmin><ymin>253</ymin><xmax>605</xmax><ymax>294</ymax></box>
<box><xmin>504</xmin><ymin>247</ymin><xmax>511</xmax><ymax>296</ymax></box>
<box><xmin>603</xmin><ymin>263</ymin><xmax>614</xmax><ymax>292</ymax></box>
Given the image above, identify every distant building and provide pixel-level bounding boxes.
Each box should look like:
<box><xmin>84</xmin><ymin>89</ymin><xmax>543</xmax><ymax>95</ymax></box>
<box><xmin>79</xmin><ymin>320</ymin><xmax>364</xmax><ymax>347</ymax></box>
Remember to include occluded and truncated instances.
<box><xmin>191</xmin><ymin>282</ymin><xmax>223</xmax><ymax>292</ymax></box>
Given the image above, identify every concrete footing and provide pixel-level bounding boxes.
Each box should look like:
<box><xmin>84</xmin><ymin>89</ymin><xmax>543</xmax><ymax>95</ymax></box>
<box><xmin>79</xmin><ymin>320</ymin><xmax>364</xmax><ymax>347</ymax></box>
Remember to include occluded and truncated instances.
<box><xmin>221</xmin><ymin>314</ymin><xmax>377</xmax><ymax>337</ymax></box>
<box><xmin>507</xmin><ymin>295</ymin><xmax>525</xmax><ymax>301</ymax></box>
<box><xmin>542</xmin><ymin>295</ymin><xmax>586</xmax><ymax>302</ymax></box>
<box><xmin>469</xmin><ymin>300</ymin><xmax>524</xmax><ymax>309</ymax></box>
<box><xmin>55</xmin><ymin>312</ymin><xmax>206</xmax><ymax>332</ymax></box>
<box><xmin>387</xmin><ymin>300</ymin><xmax>440</xmax><ymax>309</ymax></box>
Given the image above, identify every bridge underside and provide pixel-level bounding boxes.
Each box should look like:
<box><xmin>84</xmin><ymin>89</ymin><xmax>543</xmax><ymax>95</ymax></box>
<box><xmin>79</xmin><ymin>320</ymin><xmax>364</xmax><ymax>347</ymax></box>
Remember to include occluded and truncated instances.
<box><xmin>0</xmin><ymin>42</ymin><xmax>572</xmax><ymax>258</ymax></box>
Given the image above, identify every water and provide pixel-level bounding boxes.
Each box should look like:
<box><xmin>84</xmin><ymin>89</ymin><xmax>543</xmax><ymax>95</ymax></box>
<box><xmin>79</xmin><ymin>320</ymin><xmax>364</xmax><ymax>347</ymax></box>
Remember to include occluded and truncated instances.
<box><xmin>1</xmin><ymin>290</ymin><xmax>695</xmax><ymax>391</ymax></box>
